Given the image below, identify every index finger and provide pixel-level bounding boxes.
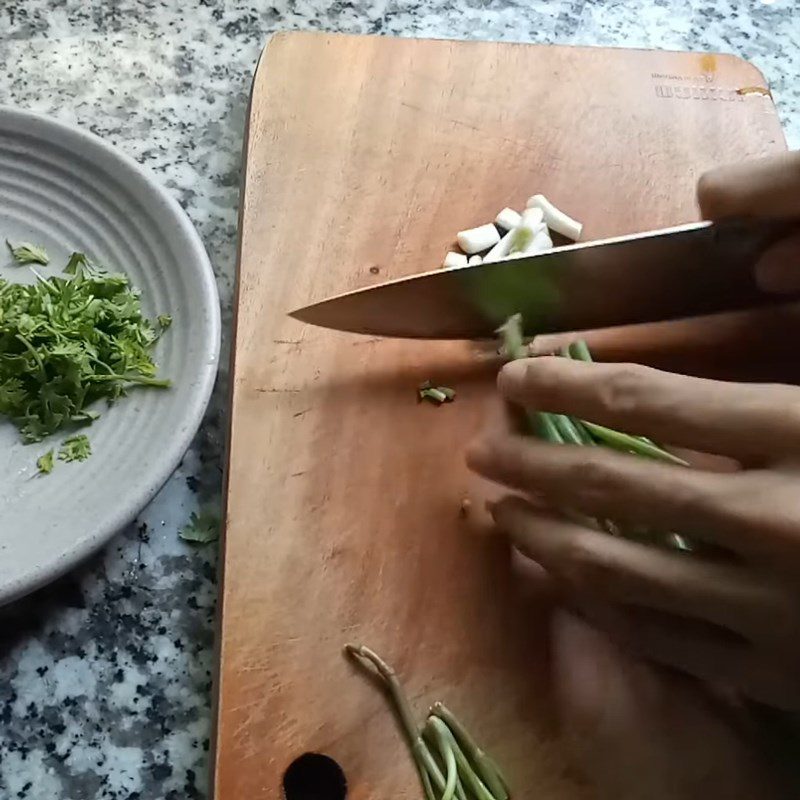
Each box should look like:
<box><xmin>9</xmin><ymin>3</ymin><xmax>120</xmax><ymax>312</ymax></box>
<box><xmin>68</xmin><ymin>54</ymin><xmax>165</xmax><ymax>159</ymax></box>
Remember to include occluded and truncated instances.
<box><xmin>494</xmin><ymin>495</ymin><xmax>786</xmax><ymax>638</ymax></box>
<box><xmin>498</xmin><ymin>357</ymin><xmax>800</xmax><ymax>462</ymax></box>
<box><xmin>698</xmin><ymin>151</ymin><xmax>800</xmax><ymax>220</ymax></box>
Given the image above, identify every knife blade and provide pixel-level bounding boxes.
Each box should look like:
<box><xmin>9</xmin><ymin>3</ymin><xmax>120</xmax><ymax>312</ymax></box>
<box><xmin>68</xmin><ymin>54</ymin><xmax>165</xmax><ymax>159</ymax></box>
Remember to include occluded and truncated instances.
<box><xmin>289</xmin><ymin>219</ymin><xmax>797</xmax><ymax>339</ymax></box>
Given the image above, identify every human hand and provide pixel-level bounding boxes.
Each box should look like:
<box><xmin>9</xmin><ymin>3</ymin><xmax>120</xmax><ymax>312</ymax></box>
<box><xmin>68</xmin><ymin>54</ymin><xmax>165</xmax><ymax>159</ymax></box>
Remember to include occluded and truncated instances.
<box><xmin>526</xmin><ymin>151</ymin><xmax>800</xmax><ymax>381</ymax></box>
<box><xmin>468</xmin><ymin>356</ymin><xmax>800</xmax><ymax>709</ymax></box>
<box><xmin>549</xmin><ymin>610</ymin><xmax>785</xmax><ymax>800</ymax></box>
<box><xmin>699</xmin><ymin>150</ymin><xmax>800</xmax><ymax>293</ymax></box>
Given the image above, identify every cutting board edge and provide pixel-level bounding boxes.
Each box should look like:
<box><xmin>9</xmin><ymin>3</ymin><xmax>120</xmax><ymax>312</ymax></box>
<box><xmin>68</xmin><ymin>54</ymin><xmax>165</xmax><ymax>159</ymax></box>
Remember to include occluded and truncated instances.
<box><xmin>255</xmin><ymin>29</ymin><xmax>778</xmax><ymax>98</ymax></box>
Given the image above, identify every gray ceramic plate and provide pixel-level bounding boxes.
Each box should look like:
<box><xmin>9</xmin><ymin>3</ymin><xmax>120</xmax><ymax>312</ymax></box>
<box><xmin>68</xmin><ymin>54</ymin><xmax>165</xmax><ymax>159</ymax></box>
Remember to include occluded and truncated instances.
<box><xmin>0</xmin><ymin>108</ymin><xmax>221</xmax><ymax>604</ymax></box>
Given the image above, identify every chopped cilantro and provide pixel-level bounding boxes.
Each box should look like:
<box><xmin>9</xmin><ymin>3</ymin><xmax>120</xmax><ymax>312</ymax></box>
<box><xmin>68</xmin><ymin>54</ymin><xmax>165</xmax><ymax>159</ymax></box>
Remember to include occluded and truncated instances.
<box><xmin>64</xmin><ymin>251</ymin><xmax>89</xmax><ymax>274</ymax></box>
<box><xmin>0</xmin><ymin>251</ymin><xmax>171</xmax><ymax>443</ymax></box>
<box><xmin>157</xmin><ymin>314</ymin><xmax>172</xmax><ymax>330</ymax></box>
<box><xmin>6</xmin><ymin>240</ymin><xmax>49</xmax><ymax>266</ymax></box>
<box><xmin>58</xmin><ymin>434</ymin><xmax>92</xmax><ymax>463</ymax></box>
<box><xmin>179</xmin><ymin>510</ymin><xmax>220</xmax><ymax>544</ymax></box>
<box><xmin>36</xmin><ymin>449</ymin><xmax>54</xmax><ymax>474</ymax></box>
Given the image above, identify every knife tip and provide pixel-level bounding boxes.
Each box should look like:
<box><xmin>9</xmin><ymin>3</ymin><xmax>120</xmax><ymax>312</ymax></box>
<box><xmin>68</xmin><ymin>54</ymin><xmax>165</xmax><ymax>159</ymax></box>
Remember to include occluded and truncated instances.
<box><xmin>287</xmin><ymin>306</ymin><xmax>309</xmax><ymax>323</ymax></box>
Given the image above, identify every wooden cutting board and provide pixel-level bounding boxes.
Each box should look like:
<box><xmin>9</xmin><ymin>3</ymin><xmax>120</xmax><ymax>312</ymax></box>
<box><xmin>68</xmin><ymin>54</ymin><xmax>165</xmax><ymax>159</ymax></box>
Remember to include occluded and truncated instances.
<box><xmin>216</xmin><ymin>32</ymin><xmax>785</xmax><ymax>799</ymax></box>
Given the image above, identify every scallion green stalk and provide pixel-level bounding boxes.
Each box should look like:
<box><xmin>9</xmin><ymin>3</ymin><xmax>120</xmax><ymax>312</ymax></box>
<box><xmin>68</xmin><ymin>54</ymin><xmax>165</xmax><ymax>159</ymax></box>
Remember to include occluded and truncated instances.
<box><xmin>499</xmin><ymin>318</ymin><xmax>691</xmax><ymax>550</ymax></box>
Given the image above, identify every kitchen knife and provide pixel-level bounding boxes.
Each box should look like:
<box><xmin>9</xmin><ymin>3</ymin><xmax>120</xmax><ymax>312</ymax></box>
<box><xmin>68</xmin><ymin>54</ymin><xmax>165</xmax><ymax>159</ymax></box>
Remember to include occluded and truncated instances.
<box><xmin>289</xmin><ymin>219</ymin><xmax>798</xmax><ymax>339</ymax></box>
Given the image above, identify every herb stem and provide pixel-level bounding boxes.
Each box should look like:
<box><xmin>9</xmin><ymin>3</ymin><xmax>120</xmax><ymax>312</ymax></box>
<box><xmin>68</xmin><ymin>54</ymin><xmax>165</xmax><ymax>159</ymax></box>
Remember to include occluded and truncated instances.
<box><xmin>86</xmin><ymin>373</ymin><xmax>171</xmax><ymax>388</ymax></box>
<box><xmin>15</xmin><ymin>334</ymin><xmax>46</xmax><ymax>380</ymax></box>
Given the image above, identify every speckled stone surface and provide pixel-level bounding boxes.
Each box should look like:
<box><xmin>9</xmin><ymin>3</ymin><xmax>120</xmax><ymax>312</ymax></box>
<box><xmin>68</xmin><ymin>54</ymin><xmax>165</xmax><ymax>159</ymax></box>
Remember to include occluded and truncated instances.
<box><xmin>0</xmin><ymin>1</ymin><xmax>797</xmax><ymax>797</ymax></box>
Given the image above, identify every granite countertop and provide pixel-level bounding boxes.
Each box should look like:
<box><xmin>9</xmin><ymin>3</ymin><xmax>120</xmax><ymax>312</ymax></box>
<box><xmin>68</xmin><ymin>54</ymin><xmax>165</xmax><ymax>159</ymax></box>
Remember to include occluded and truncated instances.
<box><xmin>0</xmin><ymin>1</ymin><xmax>797</xmax><ymax>797</ymax></box>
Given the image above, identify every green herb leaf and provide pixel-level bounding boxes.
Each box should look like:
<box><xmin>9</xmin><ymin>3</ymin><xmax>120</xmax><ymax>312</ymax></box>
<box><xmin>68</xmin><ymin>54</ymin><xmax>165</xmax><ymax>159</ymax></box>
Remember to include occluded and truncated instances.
<box><xmin>36</xmin><ymin>449</ymin><xmax>54</xmax><ymax>475</ymax></box>
<box><xmin>157</xmin><ymin>314</ymin><xmax>172</xmax><ymax>330</ymax></box>
<box><xmin>58</xmin><ymin>434</ymin><xmax>92</xmax><ymax>462</ymax></box>
<box><xmin>179</xmin><ymin>510</ymin><xmax>220</xmax><ymax>544</ymax></box>
<box><xmin>6</xmin><ymin>240</ymin><xmax>49</xmax><ymax>266</ymax></box>
<box><xmin>0</xmin><ymin>250</ymin><xmax>171</xmax><ymax>444</ymax></box>
<box><xmin>63</xmin><ymin>251</ymin><xmax>89</xmax><ymax>274</ymax></box>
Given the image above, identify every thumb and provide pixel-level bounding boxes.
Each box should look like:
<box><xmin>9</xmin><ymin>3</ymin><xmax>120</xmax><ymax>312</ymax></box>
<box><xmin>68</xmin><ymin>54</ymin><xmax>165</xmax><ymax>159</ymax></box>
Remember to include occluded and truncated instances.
<box><xmin>755</xmin><ymin>232</ymin><xmax>800</xmax><ymax>294</ymax></box>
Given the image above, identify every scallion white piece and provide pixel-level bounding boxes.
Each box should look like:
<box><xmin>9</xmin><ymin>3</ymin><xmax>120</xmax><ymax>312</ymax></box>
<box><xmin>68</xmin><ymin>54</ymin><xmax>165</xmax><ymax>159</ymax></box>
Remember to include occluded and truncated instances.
<box><xmin>530</xmin><ymin>226</ymin><xmax>554</xmax><ymax>252</ymax></box>
<box><xmin>508</xmin><ymin>208</ymin><xmax>545</xmax><ymax>255</ymax></box>
<box><xmin>467</xmin><ymin>254</ymin><xmax>483</xmax><ymax>266</ymax></box>
<box><xmin>494</xmin><ymin>207</ymin><xmax>521</xmax><ymax>231</ymax></box>
<box><xmin>520</xmin><ymin>207</ymin><xmax>544</xmax><ymax>228</ymax></box>
<box><xmin>483</xmin><ymin>228</ymin><xmax>514</xmax><ymax>263</ymax></box>
<box><xmin>526</xmin><ymin>194</ymin><xmax>583</xmax><ymax>241</ymax></box>
<box><xmin>442</xmin><ymin>251</ymin><xmax>468</xmax><ymax>269</ymax></box>
<box><xmin>456</xmin><ymin>223</ymin><xmax>500</xmax><ymax>255</ymax></box>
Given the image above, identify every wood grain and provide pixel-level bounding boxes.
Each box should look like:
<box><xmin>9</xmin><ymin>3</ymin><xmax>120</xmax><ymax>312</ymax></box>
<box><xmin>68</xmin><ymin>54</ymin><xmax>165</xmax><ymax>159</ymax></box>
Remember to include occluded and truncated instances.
<box><xmin>216</xmin><ymin>32</ymin><xmax>786</xmax><ymax>799</ymax></box>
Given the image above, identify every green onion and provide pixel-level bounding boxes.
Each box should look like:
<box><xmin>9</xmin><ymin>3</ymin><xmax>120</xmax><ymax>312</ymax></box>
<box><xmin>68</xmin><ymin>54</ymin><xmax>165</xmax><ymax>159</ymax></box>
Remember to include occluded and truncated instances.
<box><xmin>432</xmin><ymin>704</ymin><xmax>510</xmax><ymax>800</ymax></box>
<box><xmin>568</xmin><ymin>339</ymin><xmax>593</xmax><ymax>362</ymax></box>
<box><xmin>345</xmin><ymin>645</ymin><xmax>510</xmax><ymax>799</ymax></box>
<box><xmin>553</xmin><ymin>413</ymin><xmax>592</xmax><ymax>446</ymax></box>
<box><xmin>581</xmin><ymin>421</ymin><xmax>688</xmax><ymax>466</ymax></box>
<box><xmin>419</xmin><ymin>381</ymin><xmax>457</xmax><ymax>404</ymax></box>
<box><xmin>536</xmin><ymin>411</ymin><xmax>563</xmax><ymax>443</ymax></box>
<box><xmin>499</xmin><ymin>317</ymin><xmax>691</xmax><ymax>550</ymax></box>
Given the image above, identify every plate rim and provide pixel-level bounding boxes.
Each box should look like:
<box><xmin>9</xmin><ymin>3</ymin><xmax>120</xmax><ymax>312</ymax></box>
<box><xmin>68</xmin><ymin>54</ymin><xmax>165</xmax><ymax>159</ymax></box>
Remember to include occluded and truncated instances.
<box><xmin>0</xmin><ymin>105</ymin><xmax>222</xmax><ymax>604</ymax></box>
